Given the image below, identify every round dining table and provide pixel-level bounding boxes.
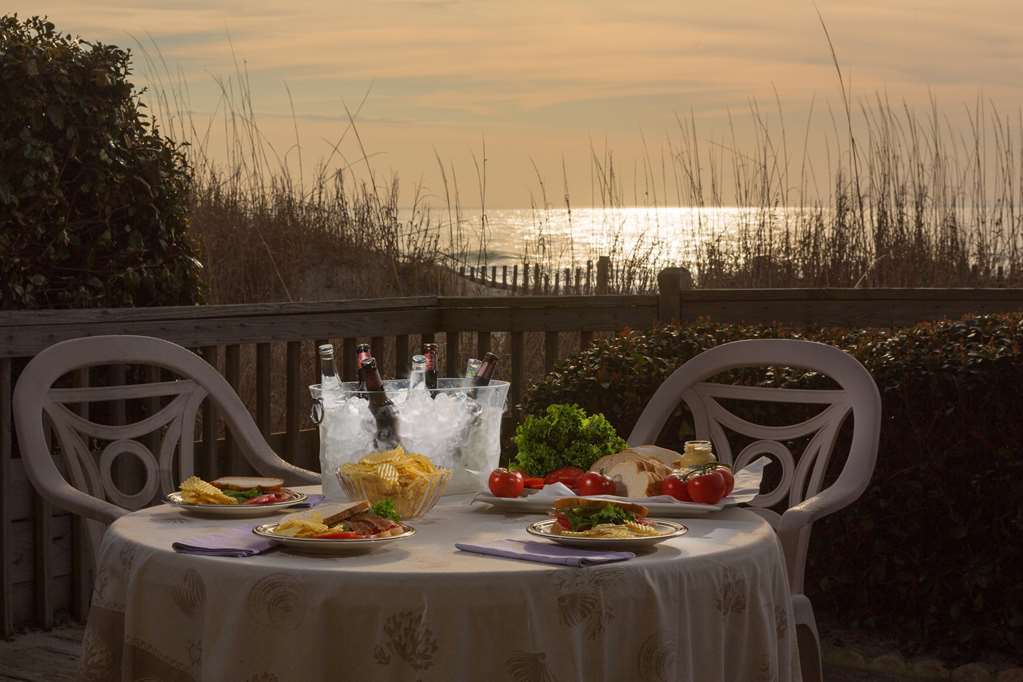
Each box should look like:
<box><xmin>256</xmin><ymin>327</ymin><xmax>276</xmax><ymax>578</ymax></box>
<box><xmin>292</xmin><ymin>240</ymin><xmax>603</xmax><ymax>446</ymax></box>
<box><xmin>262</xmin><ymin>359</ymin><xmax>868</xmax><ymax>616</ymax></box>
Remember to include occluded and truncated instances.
<box><xmin>80</xmin><ymin>487</ymin><xmax>801</xmax><ymax>682</ymax></box>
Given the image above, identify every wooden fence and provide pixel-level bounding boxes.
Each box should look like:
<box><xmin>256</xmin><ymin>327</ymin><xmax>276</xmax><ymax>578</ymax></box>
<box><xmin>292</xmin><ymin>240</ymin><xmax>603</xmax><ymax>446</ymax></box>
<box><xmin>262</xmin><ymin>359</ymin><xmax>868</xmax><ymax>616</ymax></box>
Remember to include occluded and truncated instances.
<box><xmin>2</xmin><ymin>278</ymin><xmax>1023</xmax><ymax>635</ymax></box>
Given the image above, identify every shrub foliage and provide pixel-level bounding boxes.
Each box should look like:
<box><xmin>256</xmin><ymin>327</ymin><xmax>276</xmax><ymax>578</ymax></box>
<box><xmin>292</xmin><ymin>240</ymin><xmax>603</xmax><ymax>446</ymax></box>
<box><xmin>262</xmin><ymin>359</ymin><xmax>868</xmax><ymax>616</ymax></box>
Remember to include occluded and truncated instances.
<box><xmin>523</xmin><ymin>315</ymin><xmax>1023</xmax><ymax>659</ymax></box>
<box><xmin>0</xmin><ymin>15</ymin><xmax>201</xmax><ymax>308</ymax></box>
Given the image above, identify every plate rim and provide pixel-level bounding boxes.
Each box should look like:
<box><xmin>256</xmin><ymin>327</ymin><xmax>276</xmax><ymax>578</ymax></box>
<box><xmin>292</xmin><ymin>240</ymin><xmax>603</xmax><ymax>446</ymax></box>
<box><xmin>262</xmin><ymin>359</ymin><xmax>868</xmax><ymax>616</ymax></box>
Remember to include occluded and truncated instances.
<box><xmin>165</xmin><ymin>488</ymin><xmax>308</xmax><ymax>510</ymax></box>
<box><xmin>526</xmin><ymin>518</ymin><xmax>688</xmax><ymax>543</ymax></box>
<box><xmin>251</xmin><ymin>521</ymin><xmax>416</xmax><ymax>545</ymax></box>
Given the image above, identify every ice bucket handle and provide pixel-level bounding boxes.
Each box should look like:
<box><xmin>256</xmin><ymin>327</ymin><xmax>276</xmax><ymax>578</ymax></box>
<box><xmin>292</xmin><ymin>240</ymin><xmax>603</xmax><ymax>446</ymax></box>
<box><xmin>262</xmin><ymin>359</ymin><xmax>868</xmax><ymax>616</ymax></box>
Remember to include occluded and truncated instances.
<box><xmin>310</xmin><ymin>398</ymin><xmax>324</xmax><ymax>424</ymax></box>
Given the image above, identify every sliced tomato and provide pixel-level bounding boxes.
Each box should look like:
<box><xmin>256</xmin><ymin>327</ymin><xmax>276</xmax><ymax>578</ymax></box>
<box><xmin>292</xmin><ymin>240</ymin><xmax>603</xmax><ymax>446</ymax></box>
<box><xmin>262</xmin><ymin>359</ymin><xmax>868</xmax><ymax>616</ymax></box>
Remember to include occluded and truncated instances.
<box><xmin>554</xmin><ymin>512</ymin><xmax>573</xmax><ymax>529</ymax></box>
<box><xmin>315</xmin><ymin>530</ymin><xmax>363</xmax><ymax>539</ymax></box>
<box><xmin>523</xmin><ymin>476</ymin><xmax>546</xmax><ymax>489</ymax></box>
<box><xmin>543</xmin><ymin>466</ymin><xmax>586</xmax><ymax>486</ymax></box>
<box><xmin>245</xmin><ymin>493</ymin><xmax>280</xmax><ymax>505</ymax></box>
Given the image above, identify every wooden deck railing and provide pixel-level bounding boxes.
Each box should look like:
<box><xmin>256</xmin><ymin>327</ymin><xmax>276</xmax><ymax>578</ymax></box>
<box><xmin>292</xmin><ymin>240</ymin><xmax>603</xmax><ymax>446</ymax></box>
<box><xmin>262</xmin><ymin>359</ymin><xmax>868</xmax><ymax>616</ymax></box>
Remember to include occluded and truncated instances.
<box><xmin>2</xmin><ymin>276</ymin><xmax>1023</xmax><ymax>634</ymax></box>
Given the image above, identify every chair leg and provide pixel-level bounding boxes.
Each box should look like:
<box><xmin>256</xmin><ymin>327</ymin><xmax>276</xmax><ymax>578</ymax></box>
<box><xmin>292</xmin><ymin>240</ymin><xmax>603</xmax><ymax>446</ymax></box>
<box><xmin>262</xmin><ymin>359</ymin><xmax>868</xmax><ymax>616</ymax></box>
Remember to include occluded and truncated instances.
<box><xmin>796</xmin><ymin>623</ymin><xmax>823</xmax><ymax>682</ymax></box>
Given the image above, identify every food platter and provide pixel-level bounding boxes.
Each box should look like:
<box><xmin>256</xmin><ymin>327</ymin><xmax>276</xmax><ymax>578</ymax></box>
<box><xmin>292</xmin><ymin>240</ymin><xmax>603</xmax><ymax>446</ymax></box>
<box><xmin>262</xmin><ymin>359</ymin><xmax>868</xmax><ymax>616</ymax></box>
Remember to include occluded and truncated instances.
<box><xmin>526</xmin><ymin>519</ymin><xmax>687</xmax><ymax>550</ymax></box>
<box><xmin>252</xmin><ymin>522</ymin><xmax>416</xmax><ymax>554</ymax></box>
<box><xmin>473</xmin><ymin>489</ymin><xmax>740</xmax><ymax>516</ymax></box>
<box><xmin>165</xmin><ymin>489</ymin><xmax>308</xmax><ymax>517</ymax></box>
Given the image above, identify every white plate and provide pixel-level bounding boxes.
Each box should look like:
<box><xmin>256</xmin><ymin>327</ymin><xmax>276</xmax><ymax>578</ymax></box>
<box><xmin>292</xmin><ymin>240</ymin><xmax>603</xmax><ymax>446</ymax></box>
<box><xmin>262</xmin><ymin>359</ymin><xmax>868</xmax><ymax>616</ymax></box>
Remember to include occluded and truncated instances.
<box><xmin>252</xmin><ymin>523</ymin><xmax>415</xmax><ymax>554</ymax></box>
<box><xmin>473</xmin><ymin>489</ymin><xmax>737</xmax><ymax>516</ymax></box>
<box><xmin>526</xmin><ymin>519</ymin><xmax>688</xmax><ymax>549</ymax></box>
<box><xmin>165</xmin><ymin>490</ymin><xmax>308</xmax><ymax>517</ymax></box>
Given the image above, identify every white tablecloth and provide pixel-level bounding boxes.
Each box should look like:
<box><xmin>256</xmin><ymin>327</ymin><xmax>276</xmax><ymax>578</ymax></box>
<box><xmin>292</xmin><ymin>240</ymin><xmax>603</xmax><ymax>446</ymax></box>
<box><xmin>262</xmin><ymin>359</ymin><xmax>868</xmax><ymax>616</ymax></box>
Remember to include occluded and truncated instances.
<box><xmin>80</xmin><ymin>488</ymin><xmax>801</xmax><ymax>682</ymax></box>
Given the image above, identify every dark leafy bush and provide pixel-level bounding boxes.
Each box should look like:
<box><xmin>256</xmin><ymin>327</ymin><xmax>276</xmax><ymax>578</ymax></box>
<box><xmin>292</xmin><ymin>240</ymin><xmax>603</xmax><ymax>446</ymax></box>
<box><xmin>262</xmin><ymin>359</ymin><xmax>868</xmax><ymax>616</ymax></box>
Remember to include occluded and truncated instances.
<box><xmin>0</xmin><ymin>15</ymin><xmax>201</xmax><ymax>309</ymax></box>
<box><xmin>522</xmin><ymin>315</ymin><xmax>1023</xmax><ymax>660</ymax></box>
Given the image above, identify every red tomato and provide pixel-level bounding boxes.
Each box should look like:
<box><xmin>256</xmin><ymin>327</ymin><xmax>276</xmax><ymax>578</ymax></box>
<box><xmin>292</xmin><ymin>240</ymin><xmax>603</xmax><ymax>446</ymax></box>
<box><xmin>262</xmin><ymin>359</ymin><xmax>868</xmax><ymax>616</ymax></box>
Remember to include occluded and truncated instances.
<box><xmin>543</xmin><ymin>466</ymin><xmax>586</xmax><ymax>486</ymax></box>
<box><xmin>523</xmin><ymin>476</ymin><xmax>545</xmax><ymax>489</ymax></box>
<box><xmin>554</xmin><ymin>512</ymin><xmax>573</xmax><ymax>529</ymax></box>
<box><xmin>688</xmin><ymin>470</ymin><xmax>726</xmax><ymax>504</ymax></box>
<box><xmin>246</xmin><ymin>493</ymin><xmax>279</xmax><ymax>505</ymax></box>
<box><xmin>714</xmin><ymin>466</ymin><xmax>735</xmax><ymax>497</ymax></box>
<box><xmin>574</xmin><ymin>472</ymin><xmax>616</xmax><ymax>496</ymax></box>
<box><xmin>659</xmin><ymin>475</ymin><xmax>692</xmax><ymax>501</ymax></box>
<box><xmin>488</xmin><ymin>468</ymin><xmax>525</xmax><ymax>498</ymax></box>
<box><xmin>315</xmin><ymin>530</ymin><xmax>362</xmax><ymax>539</ymax></box>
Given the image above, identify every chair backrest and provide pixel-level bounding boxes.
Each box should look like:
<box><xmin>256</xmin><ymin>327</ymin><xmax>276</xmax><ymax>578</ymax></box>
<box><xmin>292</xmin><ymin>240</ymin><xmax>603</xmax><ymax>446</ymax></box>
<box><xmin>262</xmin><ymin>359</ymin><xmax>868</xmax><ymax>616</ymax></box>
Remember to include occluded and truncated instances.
<box><xmin>628</xmin><ymin>339</ymin><xmax>881</xmax><ymax>594</ymax></box>
<box><xmin>13</xmin><ymin>335</ymin><xmax>319</xmax><ymax>549</ymax></box>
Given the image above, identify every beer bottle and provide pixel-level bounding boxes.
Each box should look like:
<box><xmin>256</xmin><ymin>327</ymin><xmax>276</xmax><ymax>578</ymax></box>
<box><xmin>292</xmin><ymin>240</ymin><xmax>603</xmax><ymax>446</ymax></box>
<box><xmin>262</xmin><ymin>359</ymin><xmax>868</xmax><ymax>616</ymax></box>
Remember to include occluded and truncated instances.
<box><xmin>318</xmin><ymin>343</ymin><xmax>342</xmax><ymax>397</ymax></box>
<box><xmin>464</xmin><ymin>358</ymin><xmax>482</xmax><ymax>379</ymax></box>
<box><xmin>355</xmin><ymin>343</ymin><xmax>372</xmax><ymax>392</ymax></box>
<box><xmin>474</xmin><ymin>352</ymin><xmax>499</xmax><ymax>386</ymax></box>
<box><xmin>408</xmin><ymin>354</ymin><xmax>428</xmax><ymax>393</ymax></box>
<box><xmin>422</xmin><ymin>343</ymin><xmax>439</xmax><ymax>390</ymax></box>
<box><xmin>361</xmin><ymin>358</ymin><xmax>400</xmax><ymax>449</ymax></box>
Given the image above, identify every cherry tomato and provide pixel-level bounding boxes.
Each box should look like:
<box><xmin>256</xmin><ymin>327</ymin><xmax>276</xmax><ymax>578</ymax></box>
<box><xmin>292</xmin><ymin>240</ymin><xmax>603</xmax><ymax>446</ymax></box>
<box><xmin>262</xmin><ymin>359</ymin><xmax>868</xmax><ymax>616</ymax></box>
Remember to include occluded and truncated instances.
<box><xmin>688</xmin><ymin>470</ymin><xmax>726</xmax><ymax>504</ymax></box>
<box><xmin>488</xmin><ymin>468</ymin><xmax>525</xmax><ymax>498</ymax></box>
<box><xmin>543</xmin><ymin>466</ymin><xmax>586</xmax><ymax>487</ymax></box>
<box><xmin>659</xmin><ymin>475</ymin><xmax>692</xmax><ymax>501</ymax></box>
<box><xmin>574</xmin><ymin>472</ymin><xmax>616</xmax><ymax>496</ymax></box>
<box><xmin>714</xmin><ymin>466</ymin><xmax>735</xmax><ymax>497</ymax></box>
<box><xmin>523</xmin><ymin>476</ymin><xmax>546</xmax><ymax>489</ymax></box>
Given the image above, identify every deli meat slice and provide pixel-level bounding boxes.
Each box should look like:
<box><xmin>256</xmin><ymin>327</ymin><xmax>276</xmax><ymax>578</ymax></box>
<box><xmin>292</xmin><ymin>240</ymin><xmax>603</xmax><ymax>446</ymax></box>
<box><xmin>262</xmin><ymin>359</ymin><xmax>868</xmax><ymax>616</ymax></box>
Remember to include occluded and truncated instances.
<box><xmin>347</xmin><ymin>512</ymin><xmax>399</xmax><ymax>535</ymax></box>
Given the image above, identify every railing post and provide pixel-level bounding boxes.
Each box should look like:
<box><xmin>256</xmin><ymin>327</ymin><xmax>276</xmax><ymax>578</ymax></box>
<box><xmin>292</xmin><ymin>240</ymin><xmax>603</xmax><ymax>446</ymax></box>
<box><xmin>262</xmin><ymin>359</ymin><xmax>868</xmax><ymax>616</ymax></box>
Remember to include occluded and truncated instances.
<box><xmin>0</xmin><ymin>358</ymin><xmax>12</xmax><ymax>637</ymax></box>
<box><xmin>596</xmin><ymin>256</ymin><xmax>610</xmax><ymax>295</ymax></box>
<box><xmin>521</xmin><ymin>263</ymin><xmax>529</xmax><ymax>293</ymax></box>
<box><xmin>657</xmin><ymin>266</ymin><xmax>693</xmax><ymax>324</ymax></box>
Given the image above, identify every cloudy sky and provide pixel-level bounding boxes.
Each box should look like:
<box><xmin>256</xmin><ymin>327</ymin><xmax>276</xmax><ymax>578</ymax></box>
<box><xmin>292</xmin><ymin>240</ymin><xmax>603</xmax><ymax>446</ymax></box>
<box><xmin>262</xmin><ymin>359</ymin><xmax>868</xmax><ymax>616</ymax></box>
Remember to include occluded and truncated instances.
<box><xmin>13</xmin><ymin>0</ymin><xmax>1023</xmax><ymax>206</ymax></box>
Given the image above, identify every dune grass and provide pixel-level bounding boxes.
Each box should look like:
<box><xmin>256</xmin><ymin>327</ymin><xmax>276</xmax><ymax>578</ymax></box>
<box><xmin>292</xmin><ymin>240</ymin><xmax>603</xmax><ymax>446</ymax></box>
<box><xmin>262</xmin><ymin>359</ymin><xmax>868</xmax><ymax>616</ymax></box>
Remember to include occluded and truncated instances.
<box><xmin>135</xmin><ymin>38</ymin><xmax>1023</xmax><ymax>304</ymax></box>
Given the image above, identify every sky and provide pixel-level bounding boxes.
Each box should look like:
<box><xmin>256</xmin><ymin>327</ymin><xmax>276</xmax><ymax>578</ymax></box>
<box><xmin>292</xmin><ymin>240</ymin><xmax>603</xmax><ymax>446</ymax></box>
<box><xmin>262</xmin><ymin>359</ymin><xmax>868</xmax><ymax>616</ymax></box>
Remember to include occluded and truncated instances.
<box><xmin>11</xmin><ymin>0</ymin><xmax>1023</xmax><ymax>207</ymax></box>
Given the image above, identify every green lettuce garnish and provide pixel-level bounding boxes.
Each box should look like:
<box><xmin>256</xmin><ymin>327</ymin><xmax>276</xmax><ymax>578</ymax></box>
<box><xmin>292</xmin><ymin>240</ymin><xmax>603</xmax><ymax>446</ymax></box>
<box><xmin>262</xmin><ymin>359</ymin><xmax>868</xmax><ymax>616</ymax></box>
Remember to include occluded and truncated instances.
<box><xmin>370</xmin><ymin>499</ymin><xmax>401</xmax><ymax>523</ymax></box>
<box><xmin>562</xmin><ymin>504</ymin><xmax>635</xmax><ymax>531</ymax></box>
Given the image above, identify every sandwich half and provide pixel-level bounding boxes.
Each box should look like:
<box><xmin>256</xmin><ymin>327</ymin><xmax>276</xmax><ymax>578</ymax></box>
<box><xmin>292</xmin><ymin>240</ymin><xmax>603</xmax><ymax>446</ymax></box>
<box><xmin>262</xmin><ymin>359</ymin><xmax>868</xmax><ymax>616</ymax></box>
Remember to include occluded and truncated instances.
<box><xmin>549</xmin><ymin>497</ymin><xmax>662</xmax><ymax>538</ymax></box>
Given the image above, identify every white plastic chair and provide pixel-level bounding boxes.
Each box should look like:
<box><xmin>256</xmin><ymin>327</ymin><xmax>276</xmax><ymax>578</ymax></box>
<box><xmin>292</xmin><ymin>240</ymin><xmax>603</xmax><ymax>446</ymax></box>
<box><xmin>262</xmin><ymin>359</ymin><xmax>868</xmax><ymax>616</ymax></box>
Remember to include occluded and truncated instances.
<box><xmin>628</xmin><ymin>339</ymin><xmax>881</xmax><ymax>682</ymax></box>
<box><xmin>13</xmin><ymin>335</ymin><xmax>319</xmax><ymax>553</ymax></box>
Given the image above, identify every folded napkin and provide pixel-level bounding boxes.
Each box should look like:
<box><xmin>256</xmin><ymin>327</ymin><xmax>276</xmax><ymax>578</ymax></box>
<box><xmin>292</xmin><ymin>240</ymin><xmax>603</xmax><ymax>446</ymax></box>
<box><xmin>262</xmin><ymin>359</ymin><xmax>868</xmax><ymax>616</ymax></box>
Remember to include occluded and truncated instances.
<box><xmin>455</xmin><ymin>539</ymin><xmax>635</xmax><ymax>567</ymax></box>
<box><xmin>172</xmin><ymin>527</ymin><xmax>276</xmax><ymax>558</ymax></box>
<box><xmin>292</xmin><ymin>493</ymin><xmax>325</xmax><ymax>508</ymax></box>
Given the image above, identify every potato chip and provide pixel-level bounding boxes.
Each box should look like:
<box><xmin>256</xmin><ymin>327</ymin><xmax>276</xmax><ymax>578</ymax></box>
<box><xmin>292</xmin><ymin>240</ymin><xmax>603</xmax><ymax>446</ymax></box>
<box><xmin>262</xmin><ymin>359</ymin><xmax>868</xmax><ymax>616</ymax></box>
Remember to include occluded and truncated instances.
<box><xmin>338</xmin><ymin>447</ymin><xmax>450</xmax><ymax>518</ymax></box>
<box><xmin>179</xmin><ymin>475</ymin><xmax>238</xmax><ymax>505</ymax></box>
<box><xmin>361</xmin><ymin>447</ymin><xmax>404</xmax><ymax>465</ymax></box>
<box><xmin>274</xmin><ymin>516</ymin><xmax>329</xmax><ymax>537</ymax></box>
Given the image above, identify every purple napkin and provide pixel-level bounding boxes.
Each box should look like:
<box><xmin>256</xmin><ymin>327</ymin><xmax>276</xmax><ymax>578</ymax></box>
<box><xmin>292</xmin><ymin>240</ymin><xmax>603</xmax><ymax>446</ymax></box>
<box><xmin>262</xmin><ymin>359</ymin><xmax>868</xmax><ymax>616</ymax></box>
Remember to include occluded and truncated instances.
<box><xmin>455</xmin><ymin>539</ymin><xmax>635</xmax><ymax>567</ymax></box>
<box><xmin>292</xmin><ymin>494</ymin><xmax>325</xmax><ymax>508</ymax></box>
<box><xmin>172</xmin><ymin>527</ymin><xmax>276</xmax><ymax>557</ymax></box>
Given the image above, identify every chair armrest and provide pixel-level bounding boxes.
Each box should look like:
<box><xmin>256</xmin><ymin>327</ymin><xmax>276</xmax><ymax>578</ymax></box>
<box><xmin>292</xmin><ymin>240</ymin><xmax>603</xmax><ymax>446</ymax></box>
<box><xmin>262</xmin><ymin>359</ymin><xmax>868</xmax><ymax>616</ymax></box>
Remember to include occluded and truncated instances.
<box><xmin>777</xmin><ymin>483</ymin><xmax>856</xmax><ymax>535</ymax></box>
<box><xmin>46</xmin><ymin>479</ymin><xmax>127</xmax><ymax>526</ymax></box>
<box><xmin>255</xmin><ymin>458</ymin><xmax>321</xmax><ymax>487</ymax></box>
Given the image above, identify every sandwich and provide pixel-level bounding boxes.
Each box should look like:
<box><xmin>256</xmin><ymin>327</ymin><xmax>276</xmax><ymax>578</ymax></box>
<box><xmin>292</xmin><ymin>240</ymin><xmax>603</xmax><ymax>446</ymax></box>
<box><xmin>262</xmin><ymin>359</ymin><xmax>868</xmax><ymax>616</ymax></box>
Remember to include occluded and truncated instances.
<box><xmin>549</xmin><ymin>497</ymin><xmax>664</xmax><ymax>538</ymax></box>
<box><xmin>210</xmin><ymin>476</ymin><xmax>289</xmax><ymax>504</ymax></box>
<box><xmin>321</xmin><ymin>500</ymin><xmax>405</xmax><ymax>537</ymax></box>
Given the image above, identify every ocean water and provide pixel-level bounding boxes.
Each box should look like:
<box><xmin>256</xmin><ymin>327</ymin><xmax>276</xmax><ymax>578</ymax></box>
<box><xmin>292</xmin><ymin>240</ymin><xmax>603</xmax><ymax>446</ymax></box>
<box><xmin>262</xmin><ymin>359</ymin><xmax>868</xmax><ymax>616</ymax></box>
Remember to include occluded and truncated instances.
<box><xmin>409</xmin><ymin>205</ymin><xmax>793</xmax><ymax>270</ymax></box>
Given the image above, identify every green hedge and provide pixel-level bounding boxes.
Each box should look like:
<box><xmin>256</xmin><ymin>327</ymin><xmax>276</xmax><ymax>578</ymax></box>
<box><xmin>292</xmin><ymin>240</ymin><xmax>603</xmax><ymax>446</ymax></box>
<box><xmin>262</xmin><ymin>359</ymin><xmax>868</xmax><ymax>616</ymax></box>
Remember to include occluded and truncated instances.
<box><xmin>522</xmin><ymin>315</ymin><xmax>1023</xmax><ymax>659</ymax></box>
<box><xmin>0</xmin><ymin>16</ymin><xmax>201</xmax><ymax>309</ymax></box>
